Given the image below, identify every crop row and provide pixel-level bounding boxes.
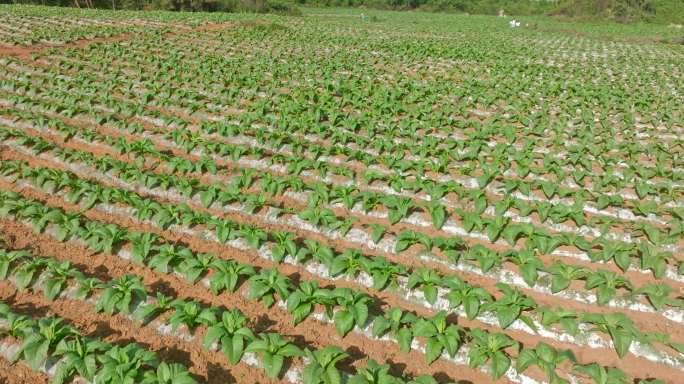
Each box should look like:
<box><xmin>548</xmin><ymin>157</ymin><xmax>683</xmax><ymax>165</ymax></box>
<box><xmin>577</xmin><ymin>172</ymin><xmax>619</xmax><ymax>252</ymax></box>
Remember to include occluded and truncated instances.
<box><xmin>2</xmin><ymin>61</ymin><xmax>682</xmax><ymax>224</ymax></box>
<box><xmin>0</xmin><ymin>154</ymin><xmax>680</xmax><ymax>382</ymax></box>
<box><xmin>1</xmin><ymin>125</ymin><xmax>680</xmax><ymax>328</ymax></box>
<box><xmin>1</xmin><ymin>91</ymin><xmax>682</xmax><ymax>293</ymax></box>
<box><xmin>0</xmin><ymin>192</ymin><xmax>666</xmax><ymax>384</ymax></box>
<box><xmin>1</xmin><ymin>113</ymin><xmax>683</xmax><ymax>318</ymax></box>
<box><xmin>0</xmin><ymin>194</ymin><xmax>529</xmax><ymax>383</ymax></box>
<box><xmin>8</xmin><ymin>122</ymin><xmax>684</xmax><ymax>344</ymax></box>
<box><xmin>0</xmin><ymin>75</ymin><xmax>681</xmax><ymax>264</ymax></box>
<box><xmin>19</xmin><ymin>31</ymin><xmax>684</xmax><ymax>189</ymax></box>
<box><xmin>0</xmin><ymin>294</ymin><xmax>197</xmax><ymax>384</ymax></box>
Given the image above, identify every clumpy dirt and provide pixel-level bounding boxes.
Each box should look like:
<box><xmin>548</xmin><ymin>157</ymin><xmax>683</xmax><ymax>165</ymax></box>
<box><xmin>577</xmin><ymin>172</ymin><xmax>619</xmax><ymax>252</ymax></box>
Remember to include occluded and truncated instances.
<box><xmin>0</xmin><ymin>356</ymin><xmax>49</xmax><ymax>384</ymax></box>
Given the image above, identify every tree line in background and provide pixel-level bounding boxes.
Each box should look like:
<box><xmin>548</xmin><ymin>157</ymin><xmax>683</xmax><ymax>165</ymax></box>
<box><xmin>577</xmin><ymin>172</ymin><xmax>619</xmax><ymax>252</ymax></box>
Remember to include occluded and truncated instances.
<box><xmin>1</xmin><ymin>0</ymin><xmax>682</xmax><ymax>23</ymax></box>
<box><xmin>1</xmin><ymin>0</ymin><xmax>300</xmax><ymax>13</ymax></box>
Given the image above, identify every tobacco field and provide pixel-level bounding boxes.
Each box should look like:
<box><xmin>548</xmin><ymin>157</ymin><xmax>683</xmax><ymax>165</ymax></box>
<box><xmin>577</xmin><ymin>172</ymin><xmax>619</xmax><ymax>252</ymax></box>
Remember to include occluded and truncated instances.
<box><xmin>0</xmin><ymin>4</ymin><xmax>683</xmax><ymax>384</ymax></box>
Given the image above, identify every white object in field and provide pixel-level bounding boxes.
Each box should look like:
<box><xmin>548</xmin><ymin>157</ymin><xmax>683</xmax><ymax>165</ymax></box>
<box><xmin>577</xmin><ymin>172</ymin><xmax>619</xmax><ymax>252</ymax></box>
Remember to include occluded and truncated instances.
<box><xmin>509</xmin><ymin>19</ymin><xmax>521</xmax><ymax>28</ymax></box>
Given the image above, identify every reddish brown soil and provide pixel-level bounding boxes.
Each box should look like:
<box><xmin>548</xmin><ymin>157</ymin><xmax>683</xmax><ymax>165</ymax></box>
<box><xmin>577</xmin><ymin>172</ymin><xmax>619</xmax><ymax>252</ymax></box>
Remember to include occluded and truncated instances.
<box><xmin>0</xmin><ymin>356</ymin><xmax>49</xmax><ymax>384</ymax></box>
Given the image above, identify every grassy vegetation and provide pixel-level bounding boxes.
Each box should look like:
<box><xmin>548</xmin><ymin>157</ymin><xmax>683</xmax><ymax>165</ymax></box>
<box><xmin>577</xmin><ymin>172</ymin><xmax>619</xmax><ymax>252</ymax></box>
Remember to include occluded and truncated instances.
<box><xmin>300</xmin><ymin>0</ymin><xmax>684</xmax><ymax>23</ymax></box>
<box><xmin>2</xmin><ymin>0</ymin><xmax>683</xmax><ymax>23</ymax></box>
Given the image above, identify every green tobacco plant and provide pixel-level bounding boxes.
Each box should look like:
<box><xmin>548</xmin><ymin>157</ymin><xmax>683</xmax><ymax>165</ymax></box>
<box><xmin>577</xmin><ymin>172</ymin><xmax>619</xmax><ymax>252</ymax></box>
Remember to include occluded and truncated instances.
<box><xmin>286</xmin><ymin>281</ymin><xmax>336</xmax><ymax>325</ymax></box>
<box><xmin>304</xmin><ymin>239</ymin><xmax>334</xmax><ymax>265</ymax></box>
<box><xmin>486</xmin><ymin>283</ymin><xmax>536</xmax><ymax>329</ymax></box>
<box><xmin>299</xmin><ymin>206</ymin><xmax>337</xmax><ymax>228</ymax></box>
<box><xmin>302</xmin><ymin>346</ymin><xmax>349</xmax><ymax>384</ymax></box>
<box><xmin>11</xmin><ymin>257</ymin><xmax>47</xmax><ymax>290</ymax></box>
<box><xmin>468</xmin><ymin>329</ymin><xmax>518</xmax><ymax>380</ymax></box>
<box><xmin>244</xmin><ymin>194</ymin><xmax>267</xmax><ymax>214</ymax></box>
<box><xmin>240</xmin><ymin>225</ymin><xmax>268</xmax><ymax>248</ymax></box>
<box><xmin>422</xmin><ymin>200</ymin><xmax>447</xmax><ymax>229</ymax></box>
<box><xmin>484</xmin><ymin>216</ymin><xmax>510</xmax><ymax>243</ymax></box>
<box><xmin>538</xmin><ymin>306</ymin><xmax>580</xmax><ymax>336</ymax></box>
<box><xmin>0</xmin><ymin>303</ymin><xmax>33</xmax><ymax>339</ymax></box>
<box><xmin>638</xmin><ymin>243</ymin><xmax>670</xmax><ymax>279</ymax></box>
<box><xmin>134</xmin><ymin>292</ymin><xmax>174</xmax><ymax>324</ymax></box>
<box><xmin>548</xmin><ymin>263</ymin><xmax>588</xmax><ymax>294</ymax></box>
<box><xmin>412</xmin><ymin>311</ymin><xmax>462</xmax><ymax>364</ymax></box>
<box><xmin>248</xmin><ymin>268</ymin><xmax>291</xmax><ymax>308</ymax></box>
<box><xmin>177</xmin><ymin>251</ymin><xmax>214</xmax><ymax>283</ymax></box>
<box><xmin>463</xmin><ymin>245</ymin><xmax>501</xmax><ymax>273</ymax></box>
<box><xmin>407</xmin><ymin>268</ymin><xmax>443</xmax><ymax>305</ymax></box>
<box><xmin>435</xmin><ymin>236</ymin><xmax>465</xmax><ymax>262</ymax></box>
<box><xmin>82</xmin><ymin>222</ymin><xmax>127</xmax><ymax>254</ymax></box>
<box><xmin>502</xmin><ymin>222</ymin><xmax>535</xmax><ymax>246</ymax></box>
<box><xmin>140</xmin><ymin>362</ymin><xmax>197</xmax><ymax>384</ymax></box>
<box><xmin>589</xmin><ymin>240</ymin><xmax>634</xmax><ymax>272</ymax></box>
<box><xmin>635</xmin><ymin>283</ymin><xmax>674</xmax><ymax>311</ymax></box>
<box><xmin>573</xmin><ymin>363</ymin><xmax>628</xmax><ymax>384</ymax></box>
<box><xmin>348</xmin><ymin>359</ymin><xmax>403</xmax><ymax>384</ymax></box>
<box><xmin>367</xmin><ymin>223</ymin><xmax>387</xmax><ymax>244</ymax></box>
<box><xmin>445</xmin><ymin>283</ymin><xmax>492</xmax><ymax>320</ymax></box>
<box><xmin>333</xmin><ymin>288</ymin><xmax>372</xmax><ymax>337</ymax></box>
<box><xmin>517</xmin><ymin>342</ymin><xmax>575</xmax><ymax>384</ymax></box>
<box><xmin>372</xmin><ymin>308</ymin><xmax>417</xmax><ymax>353</ymax></box>
<box><xmin>168</xmin><ymin>299</ymin><xmax>217</xmax><ymax>332</ymax></box>
<box><xmin>0</xmin><ymin>249</ymin><xmax>29</xmax><ymax>280</ymax></box>
<box><xmin>505</xmin><ymin>249</ymin><xmax>544</xmax><ymax>287</ymax></box>
<box><xmin>204</xmin><ymin>309</ymin><xmax>255</xmax><ymax>364</ymax></box>
<box><xmin>360</xmin><ymin>256</ymin><xmax>406</xmax><ymax>291</ymax></box>
<box><xmin>94</xmin><ymin>344</ymin><xmax>159</xmax><ymax>384</ymax></box>
<box><xmin>96</xmin><ymin>274</ymin><xmax>147</xmax><ymax>315</ymax></box>
<box><xmin>271</xmin><ymin>231</ymin><xmax>307</xmax><ymax>262</ymax></box>
<box><xmin>246</xmin><ymin>333</ymin><xmax>302</xmax><ymax>378</ymax></box>
<box><xmin>585</xmin><ymin>270</ymin><xmax>632</xmax><ymax>306</ymax></box>
<box><xmin>41</xmin><ymin>259</ymin><xmax>80</xmax><ymax>301</ymax></box>
<box><xmin>395</xmin><ymin>230</ymin><xmax>432</xmax><ymax>253</ymax></box>
<box><xmin>330</xmin><ymin>186</ymin><xmax>358</xmax><ymax>209</ymax></box>
<box><xmin>148</xmin><ymin>244</ymin><xmax>193</xmax><ymax>273</ymax></box>
<box><xmin>15</xmin><ymin>317</ymin><xmax>78</xmax><ymax>370</ymax></box>
<box><xmin>127</xmin><ymin>232</ymin><xmax>158</xmax><ymax>264</ymax></box>
<box><xmin>382</xmin><ymin>196</ymin><xmax>416</xmax><ymax>224</ymax></box>
<box><xmin>208</xmin><ymin>258</ymin><xmax>255</xmax><ymax>295</ymax></box>
<box><xmin>327</xmin><ymin>249</ymin><xmax>363</xmax><ymax>278</ymax></box>
<box><xmin>581</xmin><ymin>313</ymin><xmax>637</xmax><ymax>358</ymax></box>
<box><xmin>212</xmin><ymin>219</ymin><xmax>239</xmax><ymax>245</ymax></box>
<box><xmin>43</xmin><ymin>211</ymin><xmax>82</xmax><ymax>242</ymax></box>
<box><xmin>560</xmin><ymin>233</ymin><xmax>592</xmax><ymax>253</ymax></box>
<box><xmin>331</xmin><ymin>216</ymin><xmax>356</xmax><ymax>237</ymax></box>
<box><xmin>53</xmin><ymin>335</ymin><xmax>110</xmax><ymax>384</ymax></box>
